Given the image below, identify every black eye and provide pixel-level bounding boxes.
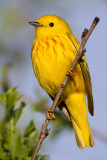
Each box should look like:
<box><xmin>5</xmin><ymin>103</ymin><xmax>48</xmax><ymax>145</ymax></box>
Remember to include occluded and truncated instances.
<box><xmin>49</xmin><ymin>22</ymin><xmax>54</xmax><ymax>27</ymax></box>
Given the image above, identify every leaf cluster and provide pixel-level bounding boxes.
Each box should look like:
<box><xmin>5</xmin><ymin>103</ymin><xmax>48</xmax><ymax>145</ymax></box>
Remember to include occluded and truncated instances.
<box><xmin>0</xmin><ymin>88</ymin><xmax>48</xmax><ymax>160</ymax></box>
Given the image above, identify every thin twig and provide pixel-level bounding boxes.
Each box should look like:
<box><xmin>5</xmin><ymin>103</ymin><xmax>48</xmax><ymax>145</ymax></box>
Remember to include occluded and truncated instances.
<box><xmin>31</xmin><ymin>17</ymin><xmax>100</xmax><ymax>160</ymax></box>
<box><xmin>92</xmin><ymin>128</ymin><xmax>107</xmax><ymax>144</ymax></box>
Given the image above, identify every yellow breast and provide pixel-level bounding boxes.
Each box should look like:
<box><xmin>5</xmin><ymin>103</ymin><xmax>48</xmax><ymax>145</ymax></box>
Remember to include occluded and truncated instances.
<box><xmin>31</xmin><ymin>35</ymin><xmax>85</xmax><ymax>98</ymax></box>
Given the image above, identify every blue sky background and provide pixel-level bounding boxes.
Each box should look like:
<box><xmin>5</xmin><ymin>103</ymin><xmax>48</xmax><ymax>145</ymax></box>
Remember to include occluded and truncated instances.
<box><xmin>0</xmin><ymin>0</ymin><xmax>107</xmax><ymax>159</ymax></box>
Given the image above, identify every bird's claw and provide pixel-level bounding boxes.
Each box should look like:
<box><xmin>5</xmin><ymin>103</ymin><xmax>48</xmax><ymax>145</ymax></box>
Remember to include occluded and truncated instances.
<box><xmin>46</xmin><ymin>109</ymin><xmax>56</xmax><ymax>120</ymax></box>
<box><xmin>67</xmin><ymin>67</ymin><xmax>74</xmax><ymax>78</ymax></box>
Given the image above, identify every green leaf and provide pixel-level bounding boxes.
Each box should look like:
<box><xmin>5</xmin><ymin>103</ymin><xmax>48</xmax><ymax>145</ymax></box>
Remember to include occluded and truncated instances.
<box><xmin>4</xmin><ymin>132</ymin><xmax>27</xmax><ymax>158</ymax></box>
<box><xmin>14</xmin><ymin>107</ymin><xmax>23</xmax><ymax>124</ymax></box>
<box><xmin>35</xmin><ymin>154</ymin><xmax>49</xmax><ymax>160</ymax></box>
<box><xmin>1</xmin><ymin>63</ymin><xmax>13</xmax><ymax>92</ymax></box>
<box><xmin>14</xmin><ymin>101</ymin><xmax>26</xmax><ymax>124</ymax></box>
<box><xmin>20</xmin><ymin>101</ymin><xmax>26</xmax><ymax>108</ymax></box>
<box><xmin>6</xmin><ymin>87</ymin><xmax>20</xmax><ymax>109</ymax></box>
<box><xmin>35</xmin><ymin>154</ymin><xmax>41</xmax><ymax>160</ymax></box>
<box><xmin>24</xmin><ymin>130</ymin><xmax>38</xmax><ymax>156</ymax></box>
<box><xmin>23</xmin><ymin>121</ymin><xmax>38</xmax><ymax>155</ymax></box>
<box><xmin>0</xmin><ymin>93</ymin><xmax>6</xmax><ymax>106</ymax></box>
<box><xmin>0</xmin><ymin>151</ymin><xmax>6</xmax><ymax>159</ymax></box>
<box><xmin>24</xmin><ymin>120</ymin><xmax>36</xmax><ymax>137</ymax></box>
<box><xmin>25</xmin><ymin>130</ymin><xmax>38</xmax><ymax>146</ymax></box>
<box><xmin>40</xmin><ymin>154</ymin><xmax>49</xmax><ymax>160</ymax></box>
<box><xmin>24</xmin><ymin>158</ymin><xmax>32</xmax><ymax>160</ymax></box>
<box><xmin>3</xmin><ymin>108</ymin><xmax>14</xmax><ymax>123</ymax></box>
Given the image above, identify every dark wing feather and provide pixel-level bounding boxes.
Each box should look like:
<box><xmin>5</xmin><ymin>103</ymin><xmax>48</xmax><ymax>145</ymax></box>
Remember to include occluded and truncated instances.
<box><xmin>79</xmin><ymin>56</ymin><xmax>94</xmax><ymax>116</ymax></box>
<box><xmin>68</xmin><ymin>33</ymin><xmax>94</xmax><ymax>116</ymax></box>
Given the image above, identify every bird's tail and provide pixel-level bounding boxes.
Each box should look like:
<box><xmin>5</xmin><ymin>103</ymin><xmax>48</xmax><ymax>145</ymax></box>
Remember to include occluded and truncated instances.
<box><xmin>72</xmin><ymin>118</ymin><xmax>94</xmax><ymax>149</ymax></box>
<box><xmin>65</xmin><ymin>93</ymin><xmax>94</xmax><ymax>149</ymax></box>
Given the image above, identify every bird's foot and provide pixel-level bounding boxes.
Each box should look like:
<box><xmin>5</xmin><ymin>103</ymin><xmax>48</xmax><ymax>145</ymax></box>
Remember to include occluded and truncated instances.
<box><xmin>46</xmin><ymin>109</ymin><xmax>56</xmax><ymax>120</ymax></box>
<box><xmin>67</xmin><ymin>67</ymin><xmax>74</xmax><ymax>78</ymax></box>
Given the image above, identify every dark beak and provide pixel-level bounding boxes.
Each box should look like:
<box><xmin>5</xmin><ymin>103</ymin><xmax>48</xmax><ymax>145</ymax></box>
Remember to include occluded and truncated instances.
<box><xmin>28</xmin><ymin>21</ymin><xmax>43</xmax><ymax>27</ymax></box>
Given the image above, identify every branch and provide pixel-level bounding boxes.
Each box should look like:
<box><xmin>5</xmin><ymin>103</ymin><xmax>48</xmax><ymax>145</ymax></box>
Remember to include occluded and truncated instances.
<box><xmin>92</xmin><ymin>128</ymin><xmax>107</xmax><ymax>144</ymax></box>
<box><xmin>31</xmin><ymin>17</ymin><xmax>100</xmax><ymax>160</ymax></box>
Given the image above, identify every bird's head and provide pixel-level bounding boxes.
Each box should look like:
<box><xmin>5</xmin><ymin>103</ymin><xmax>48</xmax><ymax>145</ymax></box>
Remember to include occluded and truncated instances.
<box><xmin>29</xmin><ymin>15</ymin><xmax>72</xmax><ymax>38</ymax></box>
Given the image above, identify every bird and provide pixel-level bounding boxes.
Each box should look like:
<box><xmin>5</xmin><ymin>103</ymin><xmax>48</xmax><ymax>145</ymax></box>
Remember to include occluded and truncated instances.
<box><xmin>29</xmin><ymin>14</ymin><xmax>94</xmax><ymax>149</ymax></box>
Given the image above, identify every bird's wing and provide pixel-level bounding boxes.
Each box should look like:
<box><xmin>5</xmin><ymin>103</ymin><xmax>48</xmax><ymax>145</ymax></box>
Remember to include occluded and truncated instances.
<box><xmin>79</xmin><ymin>56</ymin><xmax>94</xmax><ymax>116</ymax></box>
<box><xmin>68</xmin><ymin>33</ymin><xmax>94</xmax><ymax>116</ymax></box>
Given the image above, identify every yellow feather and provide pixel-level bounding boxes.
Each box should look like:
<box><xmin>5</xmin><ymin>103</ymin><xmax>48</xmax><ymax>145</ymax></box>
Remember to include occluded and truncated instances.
<box><xmin>65</xmin><ymin>93</ymin><xmax>94</xmax><ymax>148</ymax></box>
<box><xmin>30</xmin><ymin>14</ymin><xmax>94</xmax><ymax>148</ymax></box>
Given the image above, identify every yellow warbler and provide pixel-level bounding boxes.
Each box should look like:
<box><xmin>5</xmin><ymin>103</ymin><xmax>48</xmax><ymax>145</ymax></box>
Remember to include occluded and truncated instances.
<box><xmin>29</xmin><ymin>14</ymin><xmax>94</xmax><ymax>149</ymax></box>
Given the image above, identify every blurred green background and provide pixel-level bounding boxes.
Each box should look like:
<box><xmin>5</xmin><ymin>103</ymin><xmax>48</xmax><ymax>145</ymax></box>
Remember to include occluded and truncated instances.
<box><xmin>0</xmin><ymin>0</ymin><xmax>107</xmax><ymax>160</ymax></box>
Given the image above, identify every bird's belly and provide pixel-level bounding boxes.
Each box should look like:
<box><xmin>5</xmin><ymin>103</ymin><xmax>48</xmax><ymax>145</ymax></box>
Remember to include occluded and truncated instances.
<box><xmin>33</xmin><ymin>51</ymin><xmax>70</xmax><ymax>97</ymax></box>
<box><xmin>32</xmin><ymin>41</ymin><xmax>85</xmax><ymax>98</ymax></box>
